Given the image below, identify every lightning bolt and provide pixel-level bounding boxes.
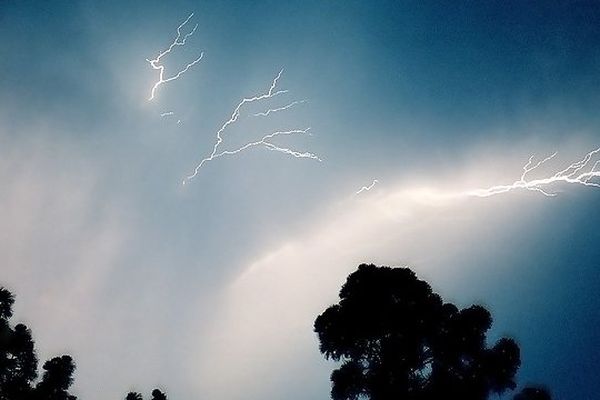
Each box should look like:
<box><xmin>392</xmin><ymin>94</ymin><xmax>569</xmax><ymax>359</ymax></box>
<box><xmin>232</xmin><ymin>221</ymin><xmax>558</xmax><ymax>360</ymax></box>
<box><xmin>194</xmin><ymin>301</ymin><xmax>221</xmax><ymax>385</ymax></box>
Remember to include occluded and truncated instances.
<box><xmin>356</xmin><ymin>179</ymin><xmax>379</xmax><ymax>195</ymax></box>
<box><xmin>183</xmin><ymin>69</ymin><xmax>319</xmax><ymax>185</ymax></box>
<box><xmin>252</xmin><ymin>100</ymin><xmax>307</xmax><ymax>117</ymax></box>
<box><xmin>147</xmin><ymin>13</ymin><xmax>204</xmax><ymax>101</ymax></box>
<box><xmin>467</xmin><ymin>147</ymin><xmax>600</xmax><ymax>197</ymax></box>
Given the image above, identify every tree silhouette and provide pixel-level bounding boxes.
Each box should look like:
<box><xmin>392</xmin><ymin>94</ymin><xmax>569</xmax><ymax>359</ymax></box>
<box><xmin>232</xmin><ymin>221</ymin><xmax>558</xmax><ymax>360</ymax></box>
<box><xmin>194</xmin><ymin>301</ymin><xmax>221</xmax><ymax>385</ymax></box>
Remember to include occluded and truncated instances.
<box><xmin>314</xmin><ymin>264</ymin><xmax>551</xmax><ymax>400</ymax></box>
<box><xmin>0</xmin><ymin>286</ymin><xmax>173</xmax><ymax>400</ymax></box>
<box><xmin>1</xmin><ymin>287</ymin><xmax>39</xmax><ymax>400</ymax></box>
<box><xmin>34</xmin><ymin>356</ymin><xmax>77</xmax><ymax>400</ymax></box>
<box><xmin>0</xmin><ymin>286</ymin><xmax>77</xmax><ymax>400</ymax></box>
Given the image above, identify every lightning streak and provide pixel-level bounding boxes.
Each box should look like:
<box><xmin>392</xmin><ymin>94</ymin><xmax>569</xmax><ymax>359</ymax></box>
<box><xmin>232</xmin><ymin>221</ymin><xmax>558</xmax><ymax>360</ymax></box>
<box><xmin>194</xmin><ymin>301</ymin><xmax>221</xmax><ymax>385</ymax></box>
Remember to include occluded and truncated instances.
<box><xmin>252</xmin><ymin>100</ymin><xmax>307</xmax><ymax>117</ymax></box>
<box><xmin>147</xmin><ymin>13</ymin><xmax>203</xmax><ymax>101</ymax></box>
<box><xmin>183</xmin><ymin>70</ymin><xmax>319</xmax><ymax>185</ymax></box>
<box><xmin>356</xmin><ymin>179</ymin><xmax>379</xmax><ymax>195</ymax></box>
<box><xmin>467</xmin><ymin>148</ymin><xmax>600</xmax><ymax>197</ymax></box>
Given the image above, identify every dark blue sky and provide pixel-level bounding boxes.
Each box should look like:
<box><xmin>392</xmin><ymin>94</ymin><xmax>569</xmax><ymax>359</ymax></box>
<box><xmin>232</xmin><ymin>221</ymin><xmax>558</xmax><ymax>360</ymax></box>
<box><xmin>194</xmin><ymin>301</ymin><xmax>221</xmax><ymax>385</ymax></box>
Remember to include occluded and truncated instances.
<box><xmin>1</xmin><ymin>1</ymin><xmax>599</xmax><ymax>399</ymax></box>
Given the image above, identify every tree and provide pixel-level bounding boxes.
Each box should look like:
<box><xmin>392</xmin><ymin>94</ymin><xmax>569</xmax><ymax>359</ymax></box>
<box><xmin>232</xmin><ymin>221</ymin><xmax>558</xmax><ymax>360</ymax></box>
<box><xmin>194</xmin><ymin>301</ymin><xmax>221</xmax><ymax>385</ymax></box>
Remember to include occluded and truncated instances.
<box><xmin>0</xmin><ymin>287</ymin><xmax>76</xmax><ymax>400</ymax></box>
<box><xmin>1</xmin><ymin>322</ymin><xmax>38</xmax><ymax>400</ymax></box>
<box><xmin>0</xmin><ymin>287</ymin><xmax>39</xmax><ymax>400</ymax></box>
<box><xmin>314</xmin><ymin>264</ymin><xmax>551</xmax><ymax>400</ymax></box>
<box><xmin>1</xmin><ymin>285</ymin><xmax>170</xmax><ymax>400</ymax></box>
<box><xmin>34</xmin><ymin>355</ymin><xmax>77</xmax><ymax>400</ymax></box>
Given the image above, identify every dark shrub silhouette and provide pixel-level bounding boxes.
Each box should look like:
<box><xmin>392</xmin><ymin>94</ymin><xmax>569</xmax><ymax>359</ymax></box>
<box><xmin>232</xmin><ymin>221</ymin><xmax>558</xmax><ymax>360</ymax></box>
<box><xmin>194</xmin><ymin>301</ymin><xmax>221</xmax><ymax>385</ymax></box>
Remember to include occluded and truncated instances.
<box><xmin>125</xmin><ymin>393</ymin><xmax>143</xmax><ymax>400</ymax></box>
<box><xmin>315</xmin><ymin>264</ymin><xmax>551</xmax><ymax>400</ymax></box>
<box><xmin>125</xmin><ymin>389</ymin><xmax>167</xmax><ymax>400</ymax></box>
<box><xmin>150</xmin><ymin>389</ymin><xmax>167</xmax><ymax>400</ymax></box>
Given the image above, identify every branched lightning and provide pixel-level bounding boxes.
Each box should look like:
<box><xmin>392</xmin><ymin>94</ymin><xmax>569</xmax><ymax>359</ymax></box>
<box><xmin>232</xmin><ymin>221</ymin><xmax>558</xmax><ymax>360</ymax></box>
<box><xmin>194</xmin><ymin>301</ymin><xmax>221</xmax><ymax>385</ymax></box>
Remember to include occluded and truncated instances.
<box><xmin>252</xmin><ymin>100</ymin><xmax>307</xmax><ymax>117</ymax></box>
<box><xmin>467</xmin><ymin>148</ymin><xmax>600</xmax><ymax>197</ymax></box>
<box><xmin>147</xmin><ymin>13</ymin><xmax>203</xmax><ymax>101</ymax></box>
<box><xmin>356</xmin><ymin>179</ymin><xmax>379</xmax><ymax>195</ymax></box>
<box><xmin>183</xmin><ymin>70</ymin><xmax>319</xmax><ymax>185</ymax></box>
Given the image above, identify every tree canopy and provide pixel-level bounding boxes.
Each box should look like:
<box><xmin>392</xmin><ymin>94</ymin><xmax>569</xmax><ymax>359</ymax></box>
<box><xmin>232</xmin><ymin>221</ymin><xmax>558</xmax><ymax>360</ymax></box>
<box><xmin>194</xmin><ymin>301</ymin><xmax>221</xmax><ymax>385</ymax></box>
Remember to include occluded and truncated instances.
<box><xmin>314</xmin><ymin>264</ymin><xmax>551</xmax><ymax>400</ymax></box>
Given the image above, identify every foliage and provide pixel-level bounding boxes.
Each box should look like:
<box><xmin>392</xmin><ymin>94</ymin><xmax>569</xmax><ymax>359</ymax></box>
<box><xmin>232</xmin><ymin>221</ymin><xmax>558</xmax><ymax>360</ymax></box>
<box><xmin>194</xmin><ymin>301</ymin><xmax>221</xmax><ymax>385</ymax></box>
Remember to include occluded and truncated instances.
<box><xmin>314</xmin><ymin>264</ymin><xmax>551</xmax><ymax>400</ymax></box>
<box><xmin>0</xmin><ymin>286</ymin><xmax>76</xmax><ymax>400</ymax></box>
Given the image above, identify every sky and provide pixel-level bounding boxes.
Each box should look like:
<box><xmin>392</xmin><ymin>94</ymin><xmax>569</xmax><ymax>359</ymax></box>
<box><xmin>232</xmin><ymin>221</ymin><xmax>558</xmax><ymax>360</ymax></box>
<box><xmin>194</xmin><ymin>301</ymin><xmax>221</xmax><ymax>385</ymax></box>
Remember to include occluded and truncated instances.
<box><xmin>1</xmin><ymin>1</ymin><xmax>600</xmax><ymax>399</ymax></box>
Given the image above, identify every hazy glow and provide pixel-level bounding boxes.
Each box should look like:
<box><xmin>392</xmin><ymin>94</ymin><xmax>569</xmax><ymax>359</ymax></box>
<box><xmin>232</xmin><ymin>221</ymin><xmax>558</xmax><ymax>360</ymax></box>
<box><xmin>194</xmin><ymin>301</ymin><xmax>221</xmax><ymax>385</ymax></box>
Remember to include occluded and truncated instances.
<box><xmin>194</xmin><ymin>157</ymin><xmax>555</xmax><ymax>400</ymax></box>
<box><xmin>203</xmin><ymin>147</ymin><xmax>600</xmax><ymax>396</ymax></box>
<box><xmin>370</xmin><ymin>148</ymin><xmax>600</xmax><ymax>205</ymax></box>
